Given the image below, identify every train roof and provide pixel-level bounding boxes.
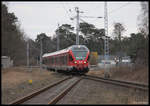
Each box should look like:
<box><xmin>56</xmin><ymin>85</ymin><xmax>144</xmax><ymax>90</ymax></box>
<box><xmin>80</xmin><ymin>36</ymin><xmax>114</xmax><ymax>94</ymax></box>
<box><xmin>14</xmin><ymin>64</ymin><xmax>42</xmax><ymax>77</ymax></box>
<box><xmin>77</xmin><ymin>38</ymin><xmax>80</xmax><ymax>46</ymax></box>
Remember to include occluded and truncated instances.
<box><xmin>42</xmin><ymin>45</ymin><xmax>89</xmax><ymax>58</ymax></box>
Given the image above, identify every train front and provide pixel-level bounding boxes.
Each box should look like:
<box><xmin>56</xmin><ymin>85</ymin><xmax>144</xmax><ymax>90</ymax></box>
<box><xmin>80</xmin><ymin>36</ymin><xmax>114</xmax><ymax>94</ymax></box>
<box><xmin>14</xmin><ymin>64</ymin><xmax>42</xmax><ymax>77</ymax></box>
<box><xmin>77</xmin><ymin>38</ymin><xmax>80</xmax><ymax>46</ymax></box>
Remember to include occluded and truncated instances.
<box><xmin>69</xmin><ymin>45</ymin><xmax>90</xmax><ymax>74</ymax></box>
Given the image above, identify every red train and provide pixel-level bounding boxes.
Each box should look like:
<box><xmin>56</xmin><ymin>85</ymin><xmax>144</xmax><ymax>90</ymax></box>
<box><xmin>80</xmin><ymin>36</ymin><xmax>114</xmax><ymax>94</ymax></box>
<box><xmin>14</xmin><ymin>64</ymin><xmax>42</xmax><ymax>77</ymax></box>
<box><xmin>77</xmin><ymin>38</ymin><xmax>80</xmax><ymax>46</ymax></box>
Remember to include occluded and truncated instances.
<box><xmin>42</xmin><ymin>45</ymin><xmax>90</xmax><ymax>74</ymax></box>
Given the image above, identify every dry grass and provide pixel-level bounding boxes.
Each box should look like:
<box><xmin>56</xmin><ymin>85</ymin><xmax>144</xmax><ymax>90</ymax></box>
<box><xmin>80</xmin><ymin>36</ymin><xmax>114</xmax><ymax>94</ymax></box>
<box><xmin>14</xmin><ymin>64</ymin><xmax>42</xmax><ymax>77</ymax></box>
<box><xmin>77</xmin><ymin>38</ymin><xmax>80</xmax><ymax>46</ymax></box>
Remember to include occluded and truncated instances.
<box><xmin>110</xmin><ymin>65</ymin><xmax>148</xmax><ymax>84</ymax></box>
<box><xmin>2</xmin><ymin>67</ymin><xmax>53</xmax><ymax>88</ymax></box>
<box><xmin>87</xmin><ymin>65</ymin><xmax>149</xmax><ymax>104</ymax></box>
<box><xmin>87</xmin><ymin>65</ymin><xmax>148</xmax><ymax>84</ymax></box>
<box><xmin>87</xmin><ymin>69</ymin><xmax>104</xmax><ymax>76</ymax></box>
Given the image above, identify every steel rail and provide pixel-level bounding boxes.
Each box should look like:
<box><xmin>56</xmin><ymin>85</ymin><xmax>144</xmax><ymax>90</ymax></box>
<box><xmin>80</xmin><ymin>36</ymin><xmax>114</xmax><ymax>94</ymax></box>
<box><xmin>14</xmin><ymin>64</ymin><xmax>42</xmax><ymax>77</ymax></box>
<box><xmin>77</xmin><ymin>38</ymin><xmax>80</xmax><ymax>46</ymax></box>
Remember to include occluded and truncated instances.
<box><xmin>48</xmin><ymin>77</ymin><xmax>82</xmax><ymax>104</ymax></box>
<box><xmin>9</xmin><ymin>76</ymin><xmax>72</xmax><ymax>104</ymax></box>
<box><xmin>84</xmin><ymin>75</ymin><xmax>148</xmax><ymax>91</ymax></box>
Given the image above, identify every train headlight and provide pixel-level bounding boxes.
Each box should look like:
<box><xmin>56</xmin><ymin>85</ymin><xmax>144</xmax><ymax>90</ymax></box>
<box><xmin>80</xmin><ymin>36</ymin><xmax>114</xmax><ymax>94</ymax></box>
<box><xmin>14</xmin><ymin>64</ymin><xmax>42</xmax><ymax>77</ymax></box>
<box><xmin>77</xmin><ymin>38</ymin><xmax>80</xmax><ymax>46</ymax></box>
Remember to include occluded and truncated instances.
<box><xmin>84</xmin><ymin>61</ymin><xmax>86</xmax><ymax>64</ymax></box>
<box><xmin>74</xmin><ymin>61</ymin><xmax>77</xmax><ymax>64</ymax></box>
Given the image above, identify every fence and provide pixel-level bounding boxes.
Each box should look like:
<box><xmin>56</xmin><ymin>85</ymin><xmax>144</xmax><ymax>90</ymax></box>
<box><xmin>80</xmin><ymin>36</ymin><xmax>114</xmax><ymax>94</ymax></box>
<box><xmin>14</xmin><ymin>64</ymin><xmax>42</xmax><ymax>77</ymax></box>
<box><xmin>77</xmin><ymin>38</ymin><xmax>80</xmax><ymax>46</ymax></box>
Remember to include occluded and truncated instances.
<box><xmin>1</xmin><ymin>56</ymin><xmax>13</xmax><ymax>69</ymax></box>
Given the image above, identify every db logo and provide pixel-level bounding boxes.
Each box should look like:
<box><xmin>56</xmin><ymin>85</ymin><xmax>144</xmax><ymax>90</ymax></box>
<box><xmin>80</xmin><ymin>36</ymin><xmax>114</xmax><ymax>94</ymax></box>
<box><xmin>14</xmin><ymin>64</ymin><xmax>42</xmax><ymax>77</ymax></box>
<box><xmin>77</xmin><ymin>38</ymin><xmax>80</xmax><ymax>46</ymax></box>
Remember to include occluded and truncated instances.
<box><xmin>79</xmin><ymin>61</ymin><xmax>82</xmax><ymax>63</ymax></box>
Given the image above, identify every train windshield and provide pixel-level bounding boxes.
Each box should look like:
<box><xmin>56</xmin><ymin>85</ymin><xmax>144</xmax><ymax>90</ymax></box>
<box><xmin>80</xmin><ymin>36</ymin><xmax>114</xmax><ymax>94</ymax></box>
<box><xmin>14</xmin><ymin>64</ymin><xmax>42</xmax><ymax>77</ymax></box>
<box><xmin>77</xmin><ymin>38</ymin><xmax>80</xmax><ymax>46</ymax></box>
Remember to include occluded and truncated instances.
<box><xmin>72</xmin><ymin>51</ymin><xmax>88</xmax><ymax>60</ymax></box>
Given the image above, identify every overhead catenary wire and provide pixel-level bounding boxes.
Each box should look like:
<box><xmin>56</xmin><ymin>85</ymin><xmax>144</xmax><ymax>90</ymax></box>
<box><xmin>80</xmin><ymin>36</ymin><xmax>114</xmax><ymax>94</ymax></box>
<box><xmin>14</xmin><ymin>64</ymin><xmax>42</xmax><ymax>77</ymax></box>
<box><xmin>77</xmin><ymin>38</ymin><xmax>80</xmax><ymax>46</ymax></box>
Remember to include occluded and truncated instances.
<box><xmin>79</xmin><ymin>18</ymin><xmax>90</xmax><ymax>24</ymax></box>
<box><xmin>64</xmin><ymin>2</ymin><xmax>73</xmax><ymax>13</ymax></box>
<box><xmin>62</xmin><ymin>3</ymin><xmax>72</xmax><ymax>19</ymax></box>
<box><xmin>78</xmin><ymin>2</ymin><xmax>131</xmax><ymax>24</ymax></box>
<box><xmin>108</xmin><ymin>2</ymin><xmax>131</xmax><ymax>15</ymax></box>
<box><xmin>59</xmin><ymin>3</ymin><xmax>75</xmax><ymax>28</ymax></box>
<box><xmin>79</xmin><ymin>17</ymin><xmax>104</xmax><ymax>31</ymax></box>
<box><xmin>80</xmin><ymin>16</ymin><xmax>103</xmax><ymax>28</ymax></box>
<box><xmin>83</xmin><ymin>2</ymin><xmax>103</xmax><ymax>15</ymax></box>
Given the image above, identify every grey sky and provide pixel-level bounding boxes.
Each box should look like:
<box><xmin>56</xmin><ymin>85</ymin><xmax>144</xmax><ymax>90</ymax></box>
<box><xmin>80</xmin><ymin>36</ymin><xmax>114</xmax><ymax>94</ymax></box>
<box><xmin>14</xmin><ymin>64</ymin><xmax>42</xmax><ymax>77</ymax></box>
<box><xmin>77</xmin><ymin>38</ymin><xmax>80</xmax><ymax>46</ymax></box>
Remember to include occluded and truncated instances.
<box><xmin>6</xmin><ymin>1</ymin><xmax>141</xmax><ymax>40</ymax></box>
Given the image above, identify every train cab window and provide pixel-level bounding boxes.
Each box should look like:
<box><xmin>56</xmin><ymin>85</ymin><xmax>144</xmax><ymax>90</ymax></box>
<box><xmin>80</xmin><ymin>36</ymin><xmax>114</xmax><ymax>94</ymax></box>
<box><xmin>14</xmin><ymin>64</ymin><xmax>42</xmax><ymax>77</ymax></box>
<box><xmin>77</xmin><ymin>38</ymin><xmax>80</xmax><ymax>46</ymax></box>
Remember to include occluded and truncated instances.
<box><xmin>72</xmin><ymin>51</ymin><xmax>88</xmax><ymax>60</ymax></box>
<box><xmin>69</xmin><ymin>55</ymin><xmax>73</xmax><ymax>61</ymax></box>
<box><xmin>87</xmin><ymin>55</ymin><xmax>90</xmax><ymax>61</ymax></box>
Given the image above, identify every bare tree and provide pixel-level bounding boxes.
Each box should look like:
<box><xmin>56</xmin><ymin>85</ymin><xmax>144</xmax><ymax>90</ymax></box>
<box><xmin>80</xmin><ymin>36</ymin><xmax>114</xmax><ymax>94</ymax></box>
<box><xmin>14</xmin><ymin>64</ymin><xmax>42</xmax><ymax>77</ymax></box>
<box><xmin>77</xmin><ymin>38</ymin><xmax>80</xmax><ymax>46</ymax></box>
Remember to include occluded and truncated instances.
<box><xmin>112</xmin><ymin>22</ymin><xmax>126</xmax><ymax>62</ymax></box>
<box><xmin>137</xmin><ymin>2</ymin><xmax>149</xmax><ymax>37</ymax></box>
<box><xmin>113</xmin><ymin>22</ymin><xmax>126</xmax><ymax>41</ymax></box>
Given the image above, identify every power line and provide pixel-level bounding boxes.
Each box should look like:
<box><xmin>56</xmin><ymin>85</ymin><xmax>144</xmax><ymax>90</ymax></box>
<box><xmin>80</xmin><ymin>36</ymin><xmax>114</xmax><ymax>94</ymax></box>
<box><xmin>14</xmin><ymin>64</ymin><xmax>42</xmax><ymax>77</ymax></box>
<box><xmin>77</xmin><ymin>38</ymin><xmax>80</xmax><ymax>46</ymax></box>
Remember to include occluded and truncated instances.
<box><xmin>62</xmin><ymin>3</ymin><xmax>72</xmax><ymax>19</ymax></box>
<box><xmin>80</xmin><ymin>16</ymin><xmax>103</xmax><ymax>27</ymax></box>
<box><xmin>64</xmin><ymin>2</ymin><xmax>72</xmax><ymax>13</ymax></box>
<box><xmin>82</xmin><ymin>2</ymin><xmax>103</xmax><ymax>15</ymax></box>
<box><xmin>60</xmin><ymin>3</ymin><xmax>75</xmax><ymax>26</ymax></box>
<box><xmin>79</xmin><ymin>18</ymin><xmax>89</xmax><ymax>24</ymax></box>
<box><xmin>80</xmin><ymin>17</ymin><xmax>104</xmax><ymax>30</ymax></box>
<box><xmin>109</xmin><ymin>2</ymin><xmax>131</xmax><ymax>15</ymax></box>
<box><xmin>80</xmin><ymin>16</ymin><xmax>102</xmax><ymax>18</ymax></box>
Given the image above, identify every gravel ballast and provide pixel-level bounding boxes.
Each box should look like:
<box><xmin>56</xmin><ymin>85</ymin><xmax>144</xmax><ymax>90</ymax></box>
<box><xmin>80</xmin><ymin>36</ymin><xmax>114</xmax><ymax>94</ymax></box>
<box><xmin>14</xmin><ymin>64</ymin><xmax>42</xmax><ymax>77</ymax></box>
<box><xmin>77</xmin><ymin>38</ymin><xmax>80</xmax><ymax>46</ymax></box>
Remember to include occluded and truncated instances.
<box><xmin>2</xmin><ymin>67</ymin><xmax>68</xmax><ymax>104</ymax></box>
<box><xmin>57</xmin><ymin>78</ymin><xmax>148</xmax><ymax>104</ymax></box>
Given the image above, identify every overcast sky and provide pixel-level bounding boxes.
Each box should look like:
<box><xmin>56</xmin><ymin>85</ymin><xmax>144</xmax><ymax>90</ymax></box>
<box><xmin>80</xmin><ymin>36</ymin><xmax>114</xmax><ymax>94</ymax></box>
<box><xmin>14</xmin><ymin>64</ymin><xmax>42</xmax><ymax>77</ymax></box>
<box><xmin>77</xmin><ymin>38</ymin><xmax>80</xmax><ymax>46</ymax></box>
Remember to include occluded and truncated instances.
<box><xmin>5</xmin><ymin>1</ymin><xmax>141</xmax><ymax>40</ymax></box>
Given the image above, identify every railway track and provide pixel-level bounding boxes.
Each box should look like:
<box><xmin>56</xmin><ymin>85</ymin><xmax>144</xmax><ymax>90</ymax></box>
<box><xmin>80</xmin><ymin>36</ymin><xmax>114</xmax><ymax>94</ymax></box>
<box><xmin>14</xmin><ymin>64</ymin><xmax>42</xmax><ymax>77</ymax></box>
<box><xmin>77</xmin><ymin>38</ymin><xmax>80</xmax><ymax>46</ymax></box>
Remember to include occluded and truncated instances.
<box><xmin>84</xmin><ymin>75</ymin><xmax>148</xmax><ymax>91</ymax></box>
<box><xmin>9</xmin><ymin>76</ymin><xmax>82</xmax><ymax>104</ymax></box>
<box><xmin>9</xmin><ymin>74</ymin><xmax>148</xmax><ymax>104</ymax></box>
